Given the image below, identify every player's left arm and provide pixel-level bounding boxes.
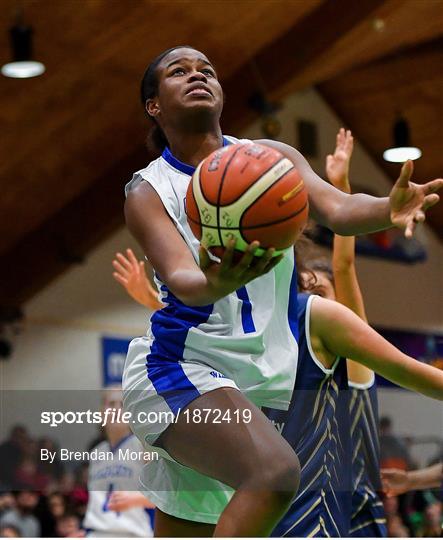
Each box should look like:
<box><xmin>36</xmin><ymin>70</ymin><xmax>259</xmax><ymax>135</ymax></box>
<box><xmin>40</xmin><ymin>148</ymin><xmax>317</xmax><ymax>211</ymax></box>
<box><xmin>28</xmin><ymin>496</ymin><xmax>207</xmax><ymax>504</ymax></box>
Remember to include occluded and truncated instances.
<box><xmin>107</xmin><ymin>491</ymin><xmax>155</xmax><ymax>511</ymax></box>
<box><xmin>257</xmin><ymin>138</ymin><xmax>442</xmax><ymax>238</ymax></box>
<box><xmin>310</xmin><ymin>296</ymin><xmax>443</xmax><ymax>400</ymax></box>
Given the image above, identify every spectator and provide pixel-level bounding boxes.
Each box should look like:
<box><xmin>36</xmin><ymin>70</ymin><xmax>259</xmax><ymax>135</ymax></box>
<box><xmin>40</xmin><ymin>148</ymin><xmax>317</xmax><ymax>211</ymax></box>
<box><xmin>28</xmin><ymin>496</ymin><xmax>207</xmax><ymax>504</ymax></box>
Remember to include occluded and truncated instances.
<box><xmin>58</xmin><ymin>472</ymin><xmax>76</xmax><ymax>498</ymax></box>
<box><xmin>37</xmin><ymin>437</ymin><xmax>65</xmax><ymax>481</ymax></box>
<box><xmin>14</xmin><ymin>457</ymin><xmax>50</xmax><ymax>492</ymax></box>
<box><xmin>38</xmin><ymin>492</ymin><xmax>68</xmax><ymax>537</ymax></box>
<box><xmin>0</xmin><ymin>426</ymin><xmax>29</xmax><ymax>487</ymax></box>
<box><xmin>386</xmin><ymin>514</ymin><xmax>410</xmax><ymax>537</ymax></box>
<box><xmin>70</xmin><ymin>464</ymin><xmax>88</xmax><ymax>516</ymax></box>
<box><xmin>0</xmin><ymin>489</ymin><xmax>16</xmax><ymax>516</ymax></box>
<box><xmin>55</xmin><ymin>513</ymin><xmax>83</xmax><ymax>537</ymax></box>
<box><xmin>0</xmin><ymin>524</ymin><xmax>21</xmax><ymax>538</ymax></box>
<box><xmin>1</xmin><ymin>489</ymin><xmax>41</xmax><ymax>537</ymax></box>
<box><xmin>417</xmin><ymin>500</ymin><xmax>442</xmax><ymax>537</ymax></box>
<box><xmin>379</xmin><ymin>417</ymin><xmax>413</xmax><ymax>470</ymax></box>
<box><xmin>383</xmin><ymin>496</ymin><xmax>410</xmax><ymax>537</ymax></box>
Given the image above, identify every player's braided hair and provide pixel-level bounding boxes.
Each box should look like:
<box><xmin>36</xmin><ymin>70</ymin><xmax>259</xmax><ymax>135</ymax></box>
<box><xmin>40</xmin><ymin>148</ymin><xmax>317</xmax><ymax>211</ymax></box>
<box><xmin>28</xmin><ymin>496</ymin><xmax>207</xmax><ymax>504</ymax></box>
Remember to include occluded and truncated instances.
<box><xmin>140</xmin><ymin>45</ymin><xmax>196</xmax><ymax>156</ymax></box>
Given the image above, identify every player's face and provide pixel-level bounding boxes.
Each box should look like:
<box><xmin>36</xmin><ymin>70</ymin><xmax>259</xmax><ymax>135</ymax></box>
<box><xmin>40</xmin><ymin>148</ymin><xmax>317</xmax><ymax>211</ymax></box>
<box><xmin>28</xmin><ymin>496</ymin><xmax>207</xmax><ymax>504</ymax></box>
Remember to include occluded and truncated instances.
<box><xmin>102</xmin><ymin>388</ymin><xmax>123</xmax><ymax>414</ymax></box>
<box><xmin>300</xmin><ymin>271</ymin><xmax>336</xmax><ymax>300</ymax></box>
<box><xmin>149</xmin><ymin>48</ymin><xmax>223</xmax><ymax>123</ymax></box>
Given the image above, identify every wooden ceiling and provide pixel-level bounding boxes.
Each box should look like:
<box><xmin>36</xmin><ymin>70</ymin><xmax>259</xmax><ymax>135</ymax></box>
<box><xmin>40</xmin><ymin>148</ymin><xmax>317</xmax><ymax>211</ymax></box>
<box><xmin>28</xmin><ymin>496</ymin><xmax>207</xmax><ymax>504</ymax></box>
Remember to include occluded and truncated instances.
<box><xmin>0</xmin><ymin>0</ymin><xmax>442</xmax><ymax>314</ymax></box>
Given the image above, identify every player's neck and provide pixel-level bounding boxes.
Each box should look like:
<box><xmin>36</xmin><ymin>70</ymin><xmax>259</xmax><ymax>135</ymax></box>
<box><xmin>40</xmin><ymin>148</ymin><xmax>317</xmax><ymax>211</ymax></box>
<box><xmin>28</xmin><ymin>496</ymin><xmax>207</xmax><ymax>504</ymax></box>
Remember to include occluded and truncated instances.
<box><xmin>167</xmin><ymin>128</ymin><xmax>223</xmax><ymax>168</ymax></box>
<box><xmin>105</xmin><ymin>426</ymin><xmax>131</xmax><ymax>449</ymax></box>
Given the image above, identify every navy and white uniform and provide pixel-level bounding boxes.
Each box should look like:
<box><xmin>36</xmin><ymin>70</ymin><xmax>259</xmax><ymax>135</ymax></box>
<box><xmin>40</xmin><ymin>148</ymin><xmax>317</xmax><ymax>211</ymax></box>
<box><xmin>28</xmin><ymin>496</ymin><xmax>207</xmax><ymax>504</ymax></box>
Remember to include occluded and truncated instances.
<box><xmin>83</xmin><ymin>434</ymin><xmax>154</xmax><ymax>537</ymax></box>
<box><xmin>122</xmin><ymin>136</ymin><xmax>299</xmax><ymax>458</ymax></box>
<box><xmin>136</xmin><ymin>294</ymin><xmax>353</xmax><ymax>536</ymax></box>
<box><xmin>265</xmin><ymin>294</ymin><xmax>352</xmax><ymax>537</ymax></box>
<box><xmin>349</xmin><ymin>379</ymin><xmax>387</xmax><ymax>537</ymax></box>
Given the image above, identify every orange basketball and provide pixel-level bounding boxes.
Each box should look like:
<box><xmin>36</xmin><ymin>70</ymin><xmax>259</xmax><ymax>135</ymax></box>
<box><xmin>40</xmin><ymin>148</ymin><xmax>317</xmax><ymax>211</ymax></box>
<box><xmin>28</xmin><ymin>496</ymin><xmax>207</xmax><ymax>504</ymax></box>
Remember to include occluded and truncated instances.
<box><xmin>185</xmin><ymin>142</ymin><xmax>308</xmax><ymax>259</ymax></box>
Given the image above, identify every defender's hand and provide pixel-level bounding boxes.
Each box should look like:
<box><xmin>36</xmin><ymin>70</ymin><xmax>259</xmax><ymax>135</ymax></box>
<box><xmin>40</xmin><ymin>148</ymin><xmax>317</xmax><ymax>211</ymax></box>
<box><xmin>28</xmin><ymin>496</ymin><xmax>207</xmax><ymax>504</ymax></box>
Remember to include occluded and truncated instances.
<box><xmin>326</xmin><ymin>128</ymin><xmax>354</xmax><ymax>191</ymax></box>
<box><xmin>112</xmin><ymin>248</ymin><xmax>163</xmax><ymax>310</ymax></box>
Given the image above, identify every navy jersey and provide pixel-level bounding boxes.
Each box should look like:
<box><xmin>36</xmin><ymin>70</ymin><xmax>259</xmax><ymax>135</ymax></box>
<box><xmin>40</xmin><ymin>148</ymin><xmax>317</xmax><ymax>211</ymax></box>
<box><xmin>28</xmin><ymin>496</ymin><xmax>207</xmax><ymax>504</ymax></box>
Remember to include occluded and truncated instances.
<box><xmin>349</xmin><ymin>380</ymin><xmax>387</xmax><ymax>537</ymax></box>
<box><xmin>264</xmin><ymin>294</ymin><xmax>353</xmax><ymax>537</ymax></box>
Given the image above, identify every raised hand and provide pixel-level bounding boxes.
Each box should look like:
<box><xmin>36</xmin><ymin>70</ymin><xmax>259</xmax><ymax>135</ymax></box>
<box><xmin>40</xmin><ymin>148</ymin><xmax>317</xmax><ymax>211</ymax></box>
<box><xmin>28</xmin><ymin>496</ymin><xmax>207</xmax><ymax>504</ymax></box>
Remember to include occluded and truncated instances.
<box><xmin>389</xmin><ymin>160</ymin><xmax>443</xmax><ymax>238</ymax></box>
<box><xmin>199</xmin><ymin>238</ymin><xmax>284</xmax><ymax>299</ymax></box>
<box><xmin>326</xmin><ymin>128</ymin><xmax>354</xmax><ymax>192</ymax></box>
<box><xmin>112</xmin><ymin>248</ymin><xmax>163</xmax><ymax>310</ymax></box>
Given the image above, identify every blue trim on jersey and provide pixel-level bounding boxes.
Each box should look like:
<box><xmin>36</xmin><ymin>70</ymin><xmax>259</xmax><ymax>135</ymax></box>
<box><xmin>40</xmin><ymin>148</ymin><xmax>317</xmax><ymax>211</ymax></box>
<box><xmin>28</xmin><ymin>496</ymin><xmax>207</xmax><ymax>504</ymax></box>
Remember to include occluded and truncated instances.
<box><xmin>287</xmin><ymin>259</ymin><xmax>299</xmax><ymax>341</ymax></box>
<box><xmin>145</xmin><ymin>508</ymin><xmax>155</xmax><ymax>529</ymax></box>
<box><xmin>161</xmin><ymin>136</ymin><xmax>230</xmax><ymax>175</ymax></box>
<box><xmin>109</xmin><ymin>433</ymin><xmax>134</xmax><ymax>454</ymax></box>
<box><xmin>147</xmin><ymin>285</ymin><xmax>213</xmax><ymax>415</ymax></box>
<box><xmin>236</xmin><ymin>286</ymin><xmax>256</xmax><ymax>333</ymax></box>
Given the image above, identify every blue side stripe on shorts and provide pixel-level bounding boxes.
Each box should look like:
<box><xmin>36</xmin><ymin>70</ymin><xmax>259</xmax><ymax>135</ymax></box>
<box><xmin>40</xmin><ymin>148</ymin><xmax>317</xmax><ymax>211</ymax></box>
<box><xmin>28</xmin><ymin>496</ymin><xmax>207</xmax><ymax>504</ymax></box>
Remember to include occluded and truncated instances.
<box><xmin>236</xmin><ymin>286</ymin><xmax>256</xmax><ymax>333</ymax></box>
<box><xmin>147</xmin><ymin>284</ymin><xmax>213</xmax><ymax>415</ymax></box>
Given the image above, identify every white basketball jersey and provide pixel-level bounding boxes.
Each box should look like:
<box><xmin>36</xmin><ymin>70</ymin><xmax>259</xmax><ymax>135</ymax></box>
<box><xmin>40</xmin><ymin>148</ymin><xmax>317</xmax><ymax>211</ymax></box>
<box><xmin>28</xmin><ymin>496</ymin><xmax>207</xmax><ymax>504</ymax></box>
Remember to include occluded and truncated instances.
<box><xmin>83</xmin><ymin>435</ymin><xmax>154</xmax><ymax>537</ymax></box>
<box><xmin>125</xmin><ymin>136</ymin><xmax>299</xmax><ymax>409</ymax></box>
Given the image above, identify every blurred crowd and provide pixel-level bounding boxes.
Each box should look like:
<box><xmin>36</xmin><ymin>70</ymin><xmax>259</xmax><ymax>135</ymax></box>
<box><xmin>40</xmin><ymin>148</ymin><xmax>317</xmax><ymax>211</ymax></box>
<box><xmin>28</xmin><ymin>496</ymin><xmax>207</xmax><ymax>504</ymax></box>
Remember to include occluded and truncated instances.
<box><xmin>0</xmin><ymin>421</ymin><xmax>441</xmax><ymax>537</ymax></box>
<box><xmin>0</xmin><ymin>425</ymin><xmax>102</xmax><ymax>538</ymax></box>
<box><xmin>379</xmin><ymin>417</ymin><xmax>442</xmax><ymax>537</ymax></box>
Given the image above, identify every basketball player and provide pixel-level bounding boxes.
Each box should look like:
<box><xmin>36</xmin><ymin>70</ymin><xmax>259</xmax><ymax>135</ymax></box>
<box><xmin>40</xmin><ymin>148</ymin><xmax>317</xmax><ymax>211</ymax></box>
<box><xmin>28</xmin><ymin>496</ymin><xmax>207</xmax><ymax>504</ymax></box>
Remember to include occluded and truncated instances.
<box><xmin>306</xmin><ymin>128</ymin><xmax>386</xmax><ymax>536</ymax></box>
<box><xmin>83</xmin><ymin>386</ymin><xmax>155</xmax><ymax>537</ymax></box>
<box><xmin>113</xmin><ymin>249</ymin><xmax>443</xmax><ymax>537</ymax></box>
<box><xmin>123</xmin><ymin>45</ymin><xmax>442</xmax><ymax>536</ymax></box>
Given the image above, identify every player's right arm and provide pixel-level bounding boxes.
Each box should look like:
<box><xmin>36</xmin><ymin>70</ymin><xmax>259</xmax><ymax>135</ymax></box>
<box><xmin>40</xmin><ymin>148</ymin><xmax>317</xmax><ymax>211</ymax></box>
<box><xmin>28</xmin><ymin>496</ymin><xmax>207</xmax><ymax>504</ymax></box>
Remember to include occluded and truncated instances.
<box><xmin>381</xmin><ymin>463</ymin><xmax>442</xmax><ymax>496</ymax></box>
<box><xmin>310</xmin><ymin>296</ymin><xmax>443</xmax><ymax>400</ymax></box>
<box><xmin>124</xmin><ymin>181</ymin><xmax>281</xmax><ymax>306</ymax></box>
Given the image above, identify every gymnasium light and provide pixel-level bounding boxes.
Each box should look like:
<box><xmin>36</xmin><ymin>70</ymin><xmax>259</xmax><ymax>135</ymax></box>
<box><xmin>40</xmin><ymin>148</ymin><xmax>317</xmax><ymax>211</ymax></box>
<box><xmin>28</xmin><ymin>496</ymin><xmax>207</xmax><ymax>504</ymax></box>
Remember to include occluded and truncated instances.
<box><xmin>383</xmin><ymin>117</ymin><xmax>421</xmax><ymax>163</ymax></box>
<box><xmin>1</xmin><ymin>23</ymin><xmax>45</xmax><ymax>79</ymax></box>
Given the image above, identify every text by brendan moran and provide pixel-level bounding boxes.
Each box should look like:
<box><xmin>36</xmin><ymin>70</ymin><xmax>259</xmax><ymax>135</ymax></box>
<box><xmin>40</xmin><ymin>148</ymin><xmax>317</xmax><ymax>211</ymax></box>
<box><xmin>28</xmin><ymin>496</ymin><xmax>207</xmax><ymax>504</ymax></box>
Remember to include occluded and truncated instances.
<box><xmin>41</xmin><ymin>448</ymin><xmax>159</xmax><ymax>463</ymax></box>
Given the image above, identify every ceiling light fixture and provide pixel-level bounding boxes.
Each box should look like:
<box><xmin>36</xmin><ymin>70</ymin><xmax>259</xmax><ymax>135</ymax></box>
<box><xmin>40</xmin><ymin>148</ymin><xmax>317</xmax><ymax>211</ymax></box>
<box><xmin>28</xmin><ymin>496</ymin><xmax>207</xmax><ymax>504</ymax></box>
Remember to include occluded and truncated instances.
<box><xmin>2</xmin><ymin>22</ymin><xmax>45</xmax><ymax>79</ymax></box>
<box><xmin>383</xmin><ymin>116</ymin><xmax>422</xmax><ymax>163</ymax></box>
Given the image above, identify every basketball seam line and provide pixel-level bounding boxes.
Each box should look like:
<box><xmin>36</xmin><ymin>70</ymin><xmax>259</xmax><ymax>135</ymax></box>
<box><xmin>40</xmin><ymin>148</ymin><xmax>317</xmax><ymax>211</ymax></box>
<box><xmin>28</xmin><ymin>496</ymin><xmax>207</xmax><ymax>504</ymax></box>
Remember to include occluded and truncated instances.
<box><xmin>215</xmin><ymin>145</ymin><xmax>245</xmax><ymax>247</ymax></box>
<box><xmin>238</xmin><ymin>167</ymin><xmax>303</xmax><ymax>223</ymax></box>
<box><xmin>188</xmin><ymin>200</ymin><xmax>309</xmax><ymax>230</ymax></box>
<box><xmin>219</xmin><ymin>155</ymin><xmax>289</xmax><ymax>207</ymax></box>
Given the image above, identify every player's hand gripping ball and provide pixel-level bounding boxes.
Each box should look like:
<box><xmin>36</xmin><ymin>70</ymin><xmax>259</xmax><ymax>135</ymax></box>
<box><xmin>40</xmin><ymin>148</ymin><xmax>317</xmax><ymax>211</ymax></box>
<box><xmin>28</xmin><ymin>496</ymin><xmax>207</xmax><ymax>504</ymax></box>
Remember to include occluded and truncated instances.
<box><xmin>185</xmin><ymin>142</ymin><xmax>309</xmax><ymax>260</ymax></box>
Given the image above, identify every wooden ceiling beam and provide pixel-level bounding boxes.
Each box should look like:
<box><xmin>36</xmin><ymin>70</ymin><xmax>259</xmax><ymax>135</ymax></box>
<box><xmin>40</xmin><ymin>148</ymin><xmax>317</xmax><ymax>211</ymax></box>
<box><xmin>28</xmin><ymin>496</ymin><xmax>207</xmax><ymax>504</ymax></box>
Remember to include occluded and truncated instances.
<box><xmin>0</xmin><ymin>147</ymin><xmax>147</xmax><ymax>307</ymax></box>
<box><xmin>318</xmin><ymin>37</ymin><xmax>443</xmax><ymax>240</ymax></box>
<box><xmin>222</xmin><ymin>0</ymin><xmax>387</xmax><ymax>132</ymax></box>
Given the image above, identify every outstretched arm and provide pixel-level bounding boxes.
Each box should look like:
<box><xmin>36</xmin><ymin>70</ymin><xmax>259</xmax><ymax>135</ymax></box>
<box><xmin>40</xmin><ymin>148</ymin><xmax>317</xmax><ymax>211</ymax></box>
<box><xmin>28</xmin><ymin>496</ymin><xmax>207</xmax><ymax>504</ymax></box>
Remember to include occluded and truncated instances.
<box><xmin>310</xmin><ymin>296</ymin><xmax>443</xmax><ymax>400</ymax></box>
<box><xmin>327</xmin><ymin>129</ymin><xmax>367</xmax><ymax>322</ymax></box>
<box><xmin>257</xmin><ymin>138</ymin><xmax>442</xmax><ymax>238</ymax></box>
<box><xmin>112</xmin><ymin>248</ymin><xmax>163</xmax><ymax>310</ymax></box>
<box><xmin>381</xmin><ymin>463</ymin><xmax>442</xmax><ymax>496</ymax></box>
<box><xmin>326</xmin><ymin>129</ymin><xmax>372</xmax><ymax>386</ymax></box>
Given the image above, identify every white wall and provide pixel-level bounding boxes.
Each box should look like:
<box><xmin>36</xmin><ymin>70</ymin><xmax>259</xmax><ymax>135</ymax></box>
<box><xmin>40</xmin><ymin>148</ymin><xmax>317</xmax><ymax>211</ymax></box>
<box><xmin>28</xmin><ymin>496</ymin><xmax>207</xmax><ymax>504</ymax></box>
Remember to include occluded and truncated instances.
<box><xmin>1</xmin><ymin>88</ymin><xmax>441</xmax><ymax>452</ymax></box>
<box><xmin>0</xmin><ymin>228</ymin><xmax>151</xmax><ymax>450</ymax></box>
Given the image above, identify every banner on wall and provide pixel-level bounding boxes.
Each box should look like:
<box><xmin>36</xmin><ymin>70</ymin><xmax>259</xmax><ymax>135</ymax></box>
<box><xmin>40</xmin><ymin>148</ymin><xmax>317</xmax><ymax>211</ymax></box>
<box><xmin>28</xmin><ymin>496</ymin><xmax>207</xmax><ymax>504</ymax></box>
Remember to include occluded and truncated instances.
<box><xmin>101</xmin><ymin>329</ymin><xmax>443</xmax><ymax>388</ymax></box>
<box><xmin>375</xmin><ymin>328</ymin><xmax>443</xmax><ymax>387</ymax></box>
<box><xmin>102</xmin><ymin>336</ymin><xmax>132</xmax><ymax>386</ymax></box>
